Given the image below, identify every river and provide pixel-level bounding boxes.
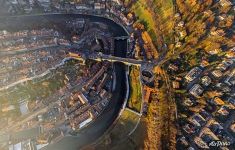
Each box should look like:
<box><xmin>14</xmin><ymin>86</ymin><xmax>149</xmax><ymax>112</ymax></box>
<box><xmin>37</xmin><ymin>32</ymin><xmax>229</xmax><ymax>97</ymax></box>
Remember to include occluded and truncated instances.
<box><xmin>0</xmin><ymin>14</ymin><xmax>128</xmax><ymax>150</ymax></box>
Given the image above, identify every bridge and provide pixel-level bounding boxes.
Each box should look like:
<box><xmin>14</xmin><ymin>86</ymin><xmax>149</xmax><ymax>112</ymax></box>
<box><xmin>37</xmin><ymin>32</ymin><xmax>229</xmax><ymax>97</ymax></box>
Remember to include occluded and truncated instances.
<box><xmin>68</xmin><ymin>51</ymin><xmax>148</xmax><ymax>67</ymax></box>
<box><xmin>114</xmin><ymin>36</ymin><xmax>129</xmax><ymax>40</ymax></box>
<box><xmin>67</xmin><ymin>50</ymin><xmax>157</xmax><ymax>87</ymax></box>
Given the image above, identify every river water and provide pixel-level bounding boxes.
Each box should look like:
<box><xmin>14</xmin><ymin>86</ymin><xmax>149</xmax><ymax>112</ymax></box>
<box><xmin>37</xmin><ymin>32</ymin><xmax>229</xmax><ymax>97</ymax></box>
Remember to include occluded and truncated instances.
<box><xmin>0</xmin><ymin>14</ymin><xmax>128</xmax><ymax>150</ymax></box>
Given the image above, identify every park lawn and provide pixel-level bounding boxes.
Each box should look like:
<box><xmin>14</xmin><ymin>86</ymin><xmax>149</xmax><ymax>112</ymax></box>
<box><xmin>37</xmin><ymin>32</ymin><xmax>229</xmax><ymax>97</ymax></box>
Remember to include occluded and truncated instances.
<box><xmin>156</xmin><ymin>0</ymin><xmax>175</xmax><ymax>35</ymax></box>
<box><xmin>131</xmin><ymin>0</ymin><xmax>157</xmax><ymax>41</ymax></box>
<box><xmin>128</xmin><ymin>66</ymin><xmax>142</xmax><ymax>112</ymax></box>
<box><xmin>112</xmin><ymin>109</ymin><xmax>140</xmax><ymax>138</ymax></box>
<box><xmin>110</xmin><ymin>119</ymin><xmax>146</xmax><ymax>150</ymax></box>
<box><xmin>94</xmin><ymin>109</ymin><xmax>140</xmax><ymax>149</ymax></box>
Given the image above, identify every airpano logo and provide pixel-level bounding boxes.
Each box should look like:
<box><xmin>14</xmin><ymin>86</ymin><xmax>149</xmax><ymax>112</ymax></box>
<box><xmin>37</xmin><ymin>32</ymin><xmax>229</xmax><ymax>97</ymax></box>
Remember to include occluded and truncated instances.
<box><xmin>208</xmin><ymin>140</ymin><xmax>230</xmax><ymax>147</ymax></box>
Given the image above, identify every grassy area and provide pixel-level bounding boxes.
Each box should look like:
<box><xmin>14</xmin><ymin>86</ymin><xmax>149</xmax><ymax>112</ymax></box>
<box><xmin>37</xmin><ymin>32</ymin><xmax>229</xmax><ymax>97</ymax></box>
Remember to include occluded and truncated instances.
<box><xmin>131</xmin><ymin>0</ymin><xmax>158</xmax><ymax>42</ymax></box>
<box><xmin>127</xmin><ymin>66</ymin><xmax>142</xmax><ymax>112</ymax></box>
<box><xmin>132</xmin><ymin>1</ymin><xmax>156</xmax><ymax>31</ymax></box>
<box><xmin>94</xmin><ymin>109</ymin><xmax>141</xmax><ymax>150</ymax></box>
<box><xmin>111</xmin><ymin>120</ymin><xmax>146</xmax><ymax>150</ymax></box>
<box><xmin>131</xmin><ymin>0</ymin><xmax>175</xmax><ymax>45</ymax></box>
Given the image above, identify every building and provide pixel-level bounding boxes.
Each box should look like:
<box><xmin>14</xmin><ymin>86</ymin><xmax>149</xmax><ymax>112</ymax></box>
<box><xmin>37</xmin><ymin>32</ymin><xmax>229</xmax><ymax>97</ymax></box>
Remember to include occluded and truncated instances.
<box><xmin>179</xmin><ymin>30</ymin><xmax>187</xmax><ymax>38</ymax></box>
<box><xmin>201</xmin><ymin>76</ymin><xmax>211</xmax><ymax>86</ymax></box>
<box><xmin>1</xmin><ymin>105</ymin><xmax>15</xmax><ymax>112</ymax></box>
<box><xmin>230</xmin><ymin>123</ymin><xmax>235</xmax><ymax>133</ymax></box>
<box><xmin>79</xmin><ymin>118</ymin><xmax>92</xmax><ymax>129</ymax></box>
<box><xmin>217</xmin><ymin>106</ymin><xmax>229</xmax><ymax>116</ymax></box>
<box><xmin>78</xmin><ymin>93</ymin><xmax>89</xmax><ymax>104</ymax></box>
<box><xmin>224</xmin><ymin>69</ymin><xmax>235</xmax><ymax>86</ymax></box>
<box><xmin>94</xmin><ymin>3</ymin><xmax>101</xmax><ymax>10</ymax></box>
<box><xmin>212</xmin><ymin>97</ymin><xmax>225</xmax><ymax>105</ymax></box>
<box><xmin>194</xmin><ymin>137</ymin><xmax>209</xmax><ymax>149</ymax></box>
<box><xmin>227</xmin><ymin>97</ymin><xmax>235</xmax><ymax>105</ymax></box>
<box><xmin>168</xmin><ymin>64</ymin><xmax>179</xmax><ymax>71</ymax></box>
<box><xmin>9</xmin><ymin>139</ymin><xmax>36</xmax><ymax>150</ymax></box>
<box><xmin>172</xmin><ymin>81</ymin><xmax>180</xmax><ymax>89</ymax></box>
<box><xmin>177</xmin><ymin>21</ymin><xmax>185</xmax><ymax>27</ymax></box>
<box><xmin>183</xmin><ymin>98</ymin><xmax>195</xmax><ymax>107</ymax></box>
<box><xmin>19</xmin><ymin>101</ymin><xmax>29</xmax><ymax>115</ymax></box>
<box><xmin>189</xmin><ymin>84</ymin><xmax>204</xmax><ymax>98</ymax></box>
<box><xmin>208</xmin><ymin>49</ymin><xmax>221</xmax><ymax>55</ymax></box>
<box><xmin>185</xmin><ymin>67</ymin><xmax>202</xmax><ymax>82</ymax></box>
<box><xmin>9</xmin><ymin>127</ymin><xmax>42</xmax><ymax>144</ymax></box>
<box><xmin>38</xmin><ymin>0</ymin><xmax>51</xmax><ymax>8</ymax></box>
<box><xmin>99</xmin><ymin>89</ymin><xmax>109</xmax><ymax>99</ymax></box>
<box><xmin>212</xmin><ymin>70</ymin><xmax>223</xmax><ymax>78</ymax></box>
<box><xmin>219</xmin><ymin>0</ymin><xmax>232</xmax><ymax>7</ymax></box>
<box><xmin>190</xmin><ymin>113</ymin><xmax>206</xmax><ymax>127</ymax></box>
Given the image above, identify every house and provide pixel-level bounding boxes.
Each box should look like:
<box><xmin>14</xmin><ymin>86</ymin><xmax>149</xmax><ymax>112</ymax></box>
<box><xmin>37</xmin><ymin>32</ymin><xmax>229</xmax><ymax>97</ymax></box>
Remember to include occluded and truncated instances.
<box><xmin>201</xmin><ymin>76</ymin><xmax>211</xmax><ymax>86</ymax></box>
<box><xmin>174</xmin><ymin>13</ymin><xmax>181</xmax><ymax>18</ymax></box>
<box><xmin>175</xmin><ymin>42</ymin><xmax>182</xmax><ymax>48</ymax></box>
<box><xmin>209</xmin><ymin>121</ymin><xmax>224</xmax><ymax>134</ymax></box>
<box><xmin>208</xmin><ymin>49</ymin><xmax>221</xmax><ymax>55</ymax></box>
<box><xmin>217</xmin><ymin>14</ymin><xmax>227</xmax><ymax>21</ymax></box>
<box><xmin>179</xmin><ymin>30</ymin><xmax>187</xmax><ymax>38</ymax></box>
<box><xmin>217</xmin><ymin>106</ymin><xmax>229</xmax><ymax>116</ymax></box>
<box><xmin>19</xmin><ymin>101</ymin><xmax>29</xmax><ymax>115</ymax></box>
<box><xmin>224</xmin><ymin>69</ymin><xmax>235</xmax><ymax>86</ymax></box>
<box><xmin>168</xmin><ymin>64</ymin><xmax>179</xmax><ymax>71</ymax></box>
<box><xmin>219</xmin><ymin>59</ymin><xmax>234</xmax><ymax>71</ymax></box>
<box><xmin>212</xmin><ymin>97</ymin><xmax>225</xmax><ymax>105</ymax></box>
<box><xmin>38</xmin><ymin>0</ymin><xmax>51</xmax><ymax>8</ymax></box>
<box><xmin>212</xmin><ymin>70</ymin><xmax>223</xmax><ymax>78</ymax></box>
<box><xmin>201</xmin><ymin>134</ymin><xmax>214</xmax><ymax>144</ymax></box>
<box><xmin>201</xmin><ymin>127</ymin><xmax>220</xmax><ymax>141</ymax></box>
<box><xmin>172</xmin><ymin>81</ymin><xmax>180</xmax><ymax>89</ymax></box>
<box><xmin>194</xmin><ymin>136</ymin><xmax>209</xmax><ymax>149</ymax></box>
<box><xmin>94</xmin><ymin>3</ymin><xmax>101</xmax><ymax>10</ymax></box>
<box><xmin>221</xmin><ymin>84</ymin><xmax>231</xmax><ymax>93</ymax></box>
<box><xmin>189</xmin><ymin>84</ymin><xmax>204</xmax><ymax>98</ymax></box>
<box><xmin>100</xmin><ymin>89</ymin><xmax>109</xmax><ymax>99</ymax></box>
<box><xmin>227</xmin><ymin>97</ymin><xmax>235</xmax><ymax>105</ymax></box>
<box><xmin>217</xmin><ymin>63</ymin><xmax>228</xmax><ymax>71</ymax></box>
<box><xmin>9</xmin><ymin>139</ymin><xmax>36</xmax><ymax>150</ymax></box>
<box><xmin>189</xmin><ymin>118</ymin><xmax>201</xmax><ymax>127</ymax></box>
<box><xmin>185</xmin><ymin>67</ymin><xmax>202</xmax><ymax>82</ymax></box>
<box><xmin>190</xmin><ymin>113</ymin><xmax>206</xmax><ymax>127</ymax></box>
<box><xmin>11</xmin><ymin>127</ymin><xmax>41</xmax><ymax>141</ymax></box>
<box><xmin>177</xmin><ymin>21</ymin><xmax>185</xmax><ymax>27</ymax></box>
<box><xmin>78</xmin><ymin>93</ymin><xmax>89</xmax><ymax>104</ymax></box>
<box><xmin>183</xmin><ymin>98</ymin><xmax>195</xmax><ymax>107</ymax></box>
<box><xmin>230</xmin><ymin>123</ymin><xmax>235</xmax><ymax>133</ymax></box>
<box><xmin>230</xmin><ymin>47</ymin><xmax>235</xmax><ymax>52</ymax></box>
<box><xmin>203</xmin><ymin>10</ymin><xmax>213</xmax><ymax>17</ymax></box>
<box><xmin>178</xmin><ymin>136</ymin><xmax>189</xmax><ymax>147</ymax></box>
<box><xmin>183</xmin><ymin>124</ymin><xmax>196</xmax><ymax>134</ymax></box>
<box><xmin>225</xmin><ymin>50</ymin><xmax>235</xmax><ymax>58</ymax></box>
<box><xmin>200</xmin><ymin>60</ymin><xmax>209</xmax><ymax>67</ymax></box>
<box><xmin>219</xmin><ymin>0</ymin><xmax>232</xmax><ymax>7</ymax></box>
<box><xmin>1</xmin><ymin>105</ymin><xmax>15</xmax><ymax>112</ymax></box>
<box><xmin>199</xmin><ymin>109</ymin><xmax>211</xmax><ymax>121</ymax></box>
<box><xmin>210</xmin><ymin>29</ymin><xmax>225</xmax><ymax>37</ymax></box>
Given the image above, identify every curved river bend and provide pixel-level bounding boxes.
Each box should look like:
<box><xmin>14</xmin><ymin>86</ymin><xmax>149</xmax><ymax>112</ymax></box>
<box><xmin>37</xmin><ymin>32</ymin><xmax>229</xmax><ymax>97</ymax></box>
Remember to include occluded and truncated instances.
<box><xmin>0</xmin><ymin>14</ymin><xmax>128</xmax><ymax>150</ymax></box>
